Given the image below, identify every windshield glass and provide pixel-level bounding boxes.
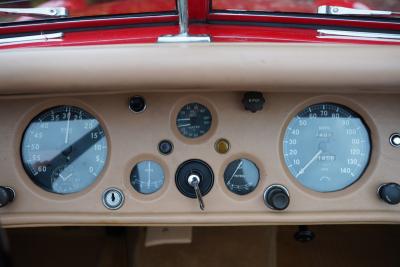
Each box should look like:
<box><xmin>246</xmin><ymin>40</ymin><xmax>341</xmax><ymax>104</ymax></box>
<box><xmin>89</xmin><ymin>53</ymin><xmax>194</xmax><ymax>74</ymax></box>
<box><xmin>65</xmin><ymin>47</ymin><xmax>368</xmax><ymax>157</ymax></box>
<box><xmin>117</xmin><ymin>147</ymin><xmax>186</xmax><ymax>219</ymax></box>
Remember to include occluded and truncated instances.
<box><xmin>0</xmin><ymin>0</ymin><xmax>176</xmax><ymax>23</ymax></box>
<box><xmin>212</xmin><ymin>0</ymin><xmax>400</xmax><ymax>14</ymax></box>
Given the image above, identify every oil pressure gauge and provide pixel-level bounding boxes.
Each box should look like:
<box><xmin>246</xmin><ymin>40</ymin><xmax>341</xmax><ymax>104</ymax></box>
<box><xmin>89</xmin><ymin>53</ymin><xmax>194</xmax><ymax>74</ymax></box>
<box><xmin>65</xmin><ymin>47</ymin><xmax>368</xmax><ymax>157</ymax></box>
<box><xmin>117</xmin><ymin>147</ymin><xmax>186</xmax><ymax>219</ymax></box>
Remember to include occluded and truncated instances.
<box><xmin>224</xmin><ymin>159</ymin><xmax>260</xmax><ymax>195</ymax></box>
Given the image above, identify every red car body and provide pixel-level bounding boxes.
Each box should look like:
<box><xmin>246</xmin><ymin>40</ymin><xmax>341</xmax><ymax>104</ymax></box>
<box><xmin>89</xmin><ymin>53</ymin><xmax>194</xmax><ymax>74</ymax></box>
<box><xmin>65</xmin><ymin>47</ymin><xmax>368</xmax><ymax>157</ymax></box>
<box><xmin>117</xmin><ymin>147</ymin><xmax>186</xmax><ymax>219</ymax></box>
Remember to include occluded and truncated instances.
<box><xmin>0</xmin><ymin>0</ymin><xmax>399</xmax><ymax>49</ymax></box>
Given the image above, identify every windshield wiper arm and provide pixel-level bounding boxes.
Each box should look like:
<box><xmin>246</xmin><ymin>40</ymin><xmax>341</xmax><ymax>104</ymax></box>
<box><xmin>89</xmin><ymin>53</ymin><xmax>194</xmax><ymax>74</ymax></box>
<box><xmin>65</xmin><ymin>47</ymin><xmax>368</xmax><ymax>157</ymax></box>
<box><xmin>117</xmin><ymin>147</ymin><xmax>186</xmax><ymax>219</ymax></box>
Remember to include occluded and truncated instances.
<box><xmin>318</xmin><ymin>5</ymin><xmax>400</xmax><ymax>16</ymax></box>
<box><xmin>0</xmin><ymin>7</ymin><xmax>68</xmax><ymax>17</ymax></box>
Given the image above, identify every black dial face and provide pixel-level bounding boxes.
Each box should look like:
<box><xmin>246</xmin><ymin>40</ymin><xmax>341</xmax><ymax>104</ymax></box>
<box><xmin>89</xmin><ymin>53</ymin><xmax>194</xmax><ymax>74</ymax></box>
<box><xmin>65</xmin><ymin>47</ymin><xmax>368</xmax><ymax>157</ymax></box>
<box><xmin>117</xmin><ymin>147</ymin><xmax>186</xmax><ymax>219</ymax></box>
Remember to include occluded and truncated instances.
<box><xmin>21</xmin><ymin>106</ymin><xmax>108</xmax><ymax>194</ymax></box>
<box><xmin>130</xmin><ymin>160</ymin><xmax>165</xmax><ymax>194</ymax></box>
<box><xmin>224</xmin><ymin>159</ymin><xmax>260</xmax><ymax>195</ymax></box>
<box><xmin>283</xmin><ymin>103</ymin><xmax>371</xmax><ymax>192</ymax></box>
<box><xmin>176</xmin><ymin>103</ymin><xmax>212</xmax><ymax>138</ymax></box>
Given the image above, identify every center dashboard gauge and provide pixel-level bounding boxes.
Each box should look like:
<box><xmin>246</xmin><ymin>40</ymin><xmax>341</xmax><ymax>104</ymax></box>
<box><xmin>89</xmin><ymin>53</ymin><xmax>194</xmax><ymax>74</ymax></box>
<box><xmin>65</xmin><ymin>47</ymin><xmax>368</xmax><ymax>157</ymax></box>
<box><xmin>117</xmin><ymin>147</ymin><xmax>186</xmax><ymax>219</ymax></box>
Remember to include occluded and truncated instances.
<box><xmin>176</xmin><ymin>103</ymin><xmax>212</xmax><ymax>138</ymax></box>
<box><xmin>130</xmin><ymin>160</ymin><xmax>165</xmax><ymax>194</ymax></box>
<box><xmin>283</xmin><ymin>103</ymin><xmax>371</xmax><ymax>193</ymax></box>
<box><xmin>21</xmin><ymin>105</ymin><xmax>108</xmax><ymax>194</ymax></box>
<box><xmin>224</xmin><ymin>159</ymin><xmax>260</xmax><ymax>195</ymax></box>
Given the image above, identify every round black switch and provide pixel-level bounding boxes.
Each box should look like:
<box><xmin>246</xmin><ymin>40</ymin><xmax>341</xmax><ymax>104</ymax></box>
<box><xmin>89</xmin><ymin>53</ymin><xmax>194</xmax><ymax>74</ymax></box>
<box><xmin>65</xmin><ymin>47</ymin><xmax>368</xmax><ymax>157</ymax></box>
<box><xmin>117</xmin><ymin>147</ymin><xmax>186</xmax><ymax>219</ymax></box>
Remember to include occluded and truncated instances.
<box><xmin>0</xmin><ymin>186</ymin><xmax>15</xmax><ymax>208</ymax></box>
<box><xmin>158</xmin><ymin>140</ymin><xmax>173</xmax><ymax>155</ymax></box>
<box><xmin>175</xmin><ymin>159</ymin><xmax>214</xmax><ymax>198</ymax></box>
<box><xmin>242</xmin><ymin>92</ymin><xmax>265</xmax><ymax>113</ymax></box>
<box><xmin>129</xmin><ymin>96</ymin><xmax>146</xmax><ymax>113</ymax></box>
<box><xmin>378</xmin><ymin>183</ymin><xmax>400</xmax><ymax>205</ymax></box>
<box><xmin>263</xmin><ymin>185</ymin><xmax>290</xmax><ymax>210</ymax></box>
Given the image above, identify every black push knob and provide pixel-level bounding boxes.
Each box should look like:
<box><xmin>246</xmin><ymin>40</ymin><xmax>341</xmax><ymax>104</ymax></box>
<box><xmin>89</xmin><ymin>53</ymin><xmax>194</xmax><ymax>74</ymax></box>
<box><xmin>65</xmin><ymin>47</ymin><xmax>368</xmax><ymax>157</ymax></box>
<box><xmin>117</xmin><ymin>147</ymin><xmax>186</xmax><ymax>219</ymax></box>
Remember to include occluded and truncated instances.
<box><xmin>264</xmin><ymin>185</ymin><xmax>290</xmax><ymax>210</ymax></box>
<box><xmin>378</xmin><ymin>183</ymin><xmax>400</xmax><ymax>205</ymax></box>
<box><xmin>0</xmin><ymin>186</ymin><xmax>15</xmax><ymax>208</ymax></box>
<box><xmin>242</xmin><ymin>92</ymin><xmax>265</xmax><ymax>113</ymax></box>
<box><xmin>129</xmin><ymin>96</ymin><xmax>146</xmax><ymax>113</ymax></box>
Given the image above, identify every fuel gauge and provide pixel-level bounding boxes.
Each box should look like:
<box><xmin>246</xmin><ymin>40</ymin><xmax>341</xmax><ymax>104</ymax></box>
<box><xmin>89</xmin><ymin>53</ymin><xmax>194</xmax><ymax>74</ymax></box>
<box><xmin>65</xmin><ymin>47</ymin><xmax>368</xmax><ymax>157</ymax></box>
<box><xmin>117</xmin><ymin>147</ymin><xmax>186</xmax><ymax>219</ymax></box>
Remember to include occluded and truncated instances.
<box><xmin>130</xmin><ymin>160</ymin><xmax>165</xmax><ymax>194</ymax></box>
<box><xmin>224</xmin><ymin>159</ymin><xmax>260</xmax><ymax>195</ymax></box>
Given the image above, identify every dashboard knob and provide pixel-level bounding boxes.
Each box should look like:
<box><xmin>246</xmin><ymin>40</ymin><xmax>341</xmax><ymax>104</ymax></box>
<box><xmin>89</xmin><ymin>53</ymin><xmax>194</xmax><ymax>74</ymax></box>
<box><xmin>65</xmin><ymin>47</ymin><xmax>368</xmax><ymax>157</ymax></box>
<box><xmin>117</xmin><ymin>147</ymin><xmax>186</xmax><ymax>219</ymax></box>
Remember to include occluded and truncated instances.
<box><xmin>242</xmin><ymin>92</ymin><xmax>265</xmax><ymax>113</ymax></box>
<box><xmin>0</xmin><ymin>186</ymin><xmax>15</xmax><ymax>208</ymax></box>
<box><xmin>378</xmin><ymin>183</ymin><xmax>400</xmax><ymax>205</ymax></box>
<box><xmin>263</xmin><ymin>185</ymin><xmax>290</xmax><ymax>210</ymax></box>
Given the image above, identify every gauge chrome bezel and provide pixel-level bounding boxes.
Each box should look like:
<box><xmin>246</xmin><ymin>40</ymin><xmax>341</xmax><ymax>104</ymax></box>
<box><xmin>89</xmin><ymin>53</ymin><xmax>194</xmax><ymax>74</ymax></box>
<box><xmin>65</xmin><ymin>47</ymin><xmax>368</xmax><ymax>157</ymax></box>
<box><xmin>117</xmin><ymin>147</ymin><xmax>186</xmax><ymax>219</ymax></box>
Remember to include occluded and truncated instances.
<box><xmin>279</xmin><ymin>96</ymin><xmax>377</xmax><ymax>198</ymax></box>
<box><xmin>16</xmin><ymin>98</ymin><xmax>111</xmax><ymax>200</ymax></box>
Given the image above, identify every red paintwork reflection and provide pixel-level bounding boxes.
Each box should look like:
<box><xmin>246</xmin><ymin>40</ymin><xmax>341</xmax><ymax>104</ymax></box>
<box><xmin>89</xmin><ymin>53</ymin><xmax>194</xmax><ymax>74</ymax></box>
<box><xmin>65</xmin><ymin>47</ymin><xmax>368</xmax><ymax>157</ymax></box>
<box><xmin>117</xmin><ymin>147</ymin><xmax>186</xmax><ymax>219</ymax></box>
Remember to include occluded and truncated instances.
<box><xmin>1</xmin><ymin>24</ymin><xmax>398</xmax><ymax>50</ymax></box>
<box><xmin>212</xmin><ymin>0</ymin><xmax>400</xmax><ymax>13</ymax></box>
<box><xmin>66</xmin><ymin>0</ymin><xmax>176</xmax><ymax>17</ymax></box>
<box><xmin>7</xmin><ymin>0</ymin><xmax>176</xmax><ymax>23</ymax></box>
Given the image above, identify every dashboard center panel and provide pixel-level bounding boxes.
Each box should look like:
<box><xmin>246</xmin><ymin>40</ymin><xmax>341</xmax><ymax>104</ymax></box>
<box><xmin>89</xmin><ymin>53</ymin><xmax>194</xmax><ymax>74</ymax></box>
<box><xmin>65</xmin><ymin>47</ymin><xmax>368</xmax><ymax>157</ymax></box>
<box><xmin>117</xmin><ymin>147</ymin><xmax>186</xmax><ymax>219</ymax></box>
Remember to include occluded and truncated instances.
<box><xmin>1</xmin><ymin>92</ymin><xmax>398</xmax><ymax>226</ymax></box>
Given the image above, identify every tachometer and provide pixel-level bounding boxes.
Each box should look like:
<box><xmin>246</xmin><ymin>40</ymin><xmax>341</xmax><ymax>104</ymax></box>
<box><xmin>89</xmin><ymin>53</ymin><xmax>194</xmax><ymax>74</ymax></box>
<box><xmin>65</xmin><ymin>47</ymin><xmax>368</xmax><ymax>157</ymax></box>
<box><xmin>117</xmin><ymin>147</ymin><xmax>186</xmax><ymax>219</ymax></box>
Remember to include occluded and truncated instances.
<box><xmin>21</xmin><ymin>106</ymin><xmax>108</xmax><ymax>194</ymax></box>
<box><xmin>283</xmin><ymin>103</ymin><xmax>371</xmax><ymax>192</ymax></box>
<box><xmin>176</xmin><ymin>103</ymin><xmax>212</xmax><ymax>138</ymax></box>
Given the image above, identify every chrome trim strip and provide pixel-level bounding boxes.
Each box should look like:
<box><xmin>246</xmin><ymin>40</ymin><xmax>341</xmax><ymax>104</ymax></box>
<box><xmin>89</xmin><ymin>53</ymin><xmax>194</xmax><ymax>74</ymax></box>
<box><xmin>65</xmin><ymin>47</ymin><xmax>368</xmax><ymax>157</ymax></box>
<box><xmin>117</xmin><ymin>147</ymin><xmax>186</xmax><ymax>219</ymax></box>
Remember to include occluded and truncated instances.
<box><xmin>0</xmin><ymin>7</ymin><xmax>68</xmax><ymax>17</ymax></box>
<box><xmin>317</xmin><ymin>29</ymin><xmax>400</xmax><ymax>41</ymax></box>
<box><xmin>318</xmin><ymin>5</ymin><xmax>393</xmax><ymax>16</ymax></box>
<box><xmin>0</xmin><ymin>32</ymin><xmax>63</xmax><ymax>45</ymax></box>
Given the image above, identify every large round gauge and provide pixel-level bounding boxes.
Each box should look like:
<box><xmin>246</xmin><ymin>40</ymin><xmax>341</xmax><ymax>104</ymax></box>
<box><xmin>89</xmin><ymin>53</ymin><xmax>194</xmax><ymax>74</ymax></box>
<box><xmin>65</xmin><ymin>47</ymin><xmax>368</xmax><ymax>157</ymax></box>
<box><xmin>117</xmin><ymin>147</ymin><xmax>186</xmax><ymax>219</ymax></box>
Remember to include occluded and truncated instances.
<box><xmin>283</xmin><ymin>103</ymin><xmax>371</xmax><ymax>192</ymax></box>
<box><xmin>21</xmin><ymin>106</ymin><xmax>108</xmax><ymax>194</ymax></box>
<box><xmin>224</xmin><ymin>159</ymin><xmax>260</xmax><ymax>195</ymax></box>
<box><xmin>130</xmin><ymin>160</ymin><xmax>165</xmax><ymax>194</ymax></box>
<box><xmin>176</xmin><ymin>103</ymin><xmax>212</xmax><ymax>138</ymax></box>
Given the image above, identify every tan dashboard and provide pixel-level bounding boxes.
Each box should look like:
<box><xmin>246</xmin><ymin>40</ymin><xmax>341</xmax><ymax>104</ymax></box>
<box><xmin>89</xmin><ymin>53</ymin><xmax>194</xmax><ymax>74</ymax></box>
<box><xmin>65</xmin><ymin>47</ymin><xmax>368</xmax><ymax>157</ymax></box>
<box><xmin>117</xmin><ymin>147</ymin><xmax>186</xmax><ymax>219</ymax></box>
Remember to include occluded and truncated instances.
<box><xmin>1</xmin><ymin>43</ymin><xmax>400</xmax><ymax>227</ymax></box>
<box><xmin>0</xmin><ymin>92</ymin><xmax>400</xmax><ymax>227</ymax></box>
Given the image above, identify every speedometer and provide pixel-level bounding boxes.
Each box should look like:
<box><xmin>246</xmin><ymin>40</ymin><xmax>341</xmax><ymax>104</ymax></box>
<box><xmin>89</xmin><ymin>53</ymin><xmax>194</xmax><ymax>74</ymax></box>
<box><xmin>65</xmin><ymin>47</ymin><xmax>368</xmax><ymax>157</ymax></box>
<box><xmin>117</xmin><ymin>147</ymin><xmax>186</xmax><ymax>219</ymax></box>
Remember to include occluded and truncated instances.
<box><xmin>283</xmin><ymin>103</ymin><xmax>371</xmax><ymax>192</ymax></box>
<box><xmin>21</xmin><ymin>105</ymin><xmax>108</xmax><ymax>194</ymax></box>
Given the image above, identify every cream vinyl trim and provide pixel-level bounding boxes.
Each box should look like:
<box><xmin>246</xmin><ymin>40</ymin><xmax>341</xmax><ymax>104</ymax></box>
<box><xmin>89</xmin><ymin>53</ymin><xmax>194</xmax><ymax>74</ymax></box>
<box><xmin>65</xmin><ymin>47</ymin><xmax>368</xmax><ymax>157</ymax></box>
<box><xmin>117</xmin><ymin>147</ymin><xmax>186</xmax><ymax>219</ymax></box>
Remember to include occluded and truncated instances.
<box><xmin>1</xmin><ymin>43</ymin><xmax>400</xmax><ymax>228</ymax></box>
<box><xmin>0</xmin><ymin>43</ymin><xmax>399</xmax><ymax>95</ymax></box>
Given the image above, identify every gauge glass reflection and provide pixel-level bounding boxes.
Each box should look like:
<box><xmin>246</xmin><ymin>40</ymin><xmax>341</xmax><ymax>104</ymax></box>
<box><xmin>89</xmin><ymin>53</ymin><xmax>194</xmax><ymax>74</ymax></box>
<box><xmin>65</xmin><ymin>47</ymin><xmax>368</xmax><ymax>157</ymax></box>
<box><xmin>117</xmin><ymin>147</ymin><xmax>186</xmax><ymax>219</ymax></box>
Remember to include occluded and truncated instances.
<box><xmin>224</xmin><ymin>159</ymin><xmax>260</xmax><ymax>195</ymax></box>
<box><xmin>21</xmin><ymin>105</ymin><xmax>108</xmax><ymax>194</ymax></box>
<box><xmin>176</xmin><ymin>103</ymin><xmax>212</xmax><ymax>138</ymax></box>
<box><xmin>283</xmin><ymin>103</ymin><xmax>371</xmax><ymax>192</ymax></box>
<box><xmin>130</xmin><ymin>160</ymin><xmax>165</xmax><ymax>194</ymax></box>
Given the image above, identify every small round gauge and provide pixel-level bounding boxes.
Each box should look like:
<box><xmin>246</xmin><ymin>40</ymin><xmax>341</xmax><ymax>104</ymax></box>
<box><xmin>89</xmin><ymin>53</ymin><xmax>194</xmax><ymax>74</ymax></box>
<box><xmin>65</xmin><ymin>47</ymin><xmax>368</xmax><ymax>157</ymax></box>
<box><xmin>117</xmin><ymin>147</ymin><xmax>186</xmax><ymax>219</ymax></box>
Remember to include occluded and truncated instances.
<box><xmin>283</xmin><ymin>103</ymin><xmax>371</xmax><ymax>192</ymax></box>
<box><xmin>130</xmin><ymin>160</ymin><xmax>165</xmax><ymax>194</ymax></box>
<box><xmin>21</xmin><ymin>105</ymin><xmax>108</xmax><ymax>194</ymax></box>
<box><xmin>176</xmin><ymin>103</ymin><xmax>212</xmax><ymax>138</ymax></box>
<box><xmin>224</xmin><ymin>159</ymin><xmax>260</xmax><ymax>195</ymax></box>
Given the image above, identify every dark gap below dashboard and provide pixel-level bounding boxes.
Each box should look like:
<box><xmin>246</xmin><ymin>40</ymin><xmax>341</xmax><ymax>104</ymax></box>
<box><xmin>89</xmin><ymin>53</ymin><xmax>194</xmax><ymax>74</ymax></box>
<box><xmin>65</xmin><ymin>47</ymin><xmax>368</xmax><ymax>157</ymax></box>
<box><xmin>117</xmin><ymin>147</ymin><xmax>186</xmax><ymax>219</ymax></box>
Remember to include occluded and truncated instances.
<box><xmin>4</xmin><ymin>225</ymin><xmax>400</xmax><ymax>267</ymax></box>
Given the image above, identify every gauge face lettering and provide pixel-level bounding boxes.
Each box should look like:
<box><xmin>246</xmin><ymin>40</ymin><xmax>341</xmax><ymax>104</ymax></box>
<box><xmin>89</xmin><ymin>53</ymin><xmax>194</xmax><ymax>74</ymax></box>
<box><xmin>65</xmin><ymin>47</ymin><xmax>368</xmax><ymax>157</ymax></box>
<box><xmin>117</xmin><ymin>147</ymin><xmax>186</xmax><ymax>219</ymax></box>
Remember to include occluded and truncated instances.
<box><xmin>283</xmin><ymin>103</ymin><xmax>371</xmax><ymax>192</ymax></box>
<box><xmin>21</xmin><ymin>106</ymin><xmax>108</xmax><ymax>194</ymax></box>
<box><xmin>176</xmin><ymin>103</ymin><xmax>212</xmax><ymax>138</ymax></box>
<box><xmin>130</xmin><ymin>160</ymin><xmax>165</xmax><ymax>194</ymax></box>
<box><xmin>224</xmin><ymin>159</ymin><xmax>260</xmax><ymax>195</ymax></box>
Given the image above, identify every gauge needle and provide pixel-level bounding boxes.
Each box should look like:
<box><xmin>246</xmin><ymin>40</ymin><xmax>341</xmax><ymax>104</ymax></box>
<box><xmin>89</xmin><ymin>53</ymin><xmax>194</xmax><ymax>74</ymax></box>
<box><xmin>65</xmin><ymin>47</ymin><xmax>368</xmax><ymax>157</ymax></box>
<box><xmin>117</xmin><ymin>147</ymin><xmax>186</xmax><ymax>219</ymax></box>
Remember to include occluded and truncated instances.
<box><xmin>59</xmin><ymin>173</ymin><xmax>72</xmax><ymax>182</ymax></box>
<box><xmin>296</xmin><ymin>150</ymin><xmax>323</xmax><ymax>178</ymax></box>
<box><xmin>64</xmin><ymin>108</ymin><xmax>71</xmax><ymax>144</ymax></box>
<box><xmin>227</xmin><ymin>161</ymin><xmax>243</xmax><ymax>185</ymax></box>
<box><xmin>147</xmin><ymin>161</ymin><xmax>151</xmax><ymax>188</ymax></box>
